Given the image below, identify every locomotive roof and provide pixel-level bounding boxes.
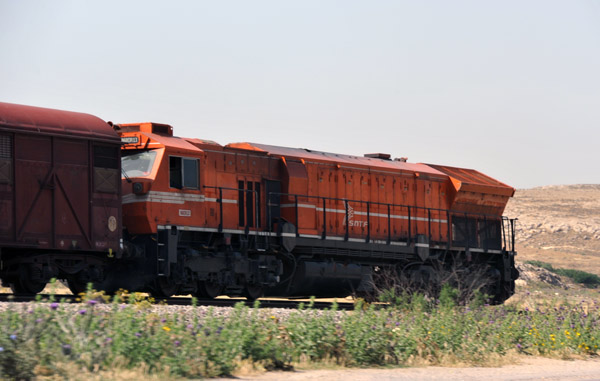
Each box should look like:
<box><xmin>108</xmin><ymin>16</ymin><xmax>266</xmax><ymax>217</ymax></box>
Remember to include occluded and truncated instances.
<box><xmin>425</xmin><ymin>163</ymin><xmax>515</xmax><ymax>197</ymax></box>
<box><xmin>137</xmin><ymin>132</ymin><xmax>206</xmax><ymax>152</ymax></box>
<box><xmin>226</xmin><ymin>142</ymin><xmax>446</xmax><ymax>177</ymax></box>
<box><xmin>118</xmin><ymin>126</ymin><xmax>514</xmax><ymax>196</ymax></box>
<box><xmin>229</xmin><ymin>142</ymin><xmax>514</xmax><ymax>195</ymax></box>
<box><xmin>0</xmin><ymin>102</ymin><xmax>119</xmax><ymax>142</ymax></box>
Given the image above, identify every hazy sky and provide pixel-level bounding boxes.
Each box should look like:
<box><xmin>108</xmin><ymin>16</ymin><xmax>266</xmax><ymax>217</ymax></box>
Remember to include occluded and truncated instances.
<box><xmin>1</xmin><ymin>1</ymin><xmax>599</xmax><ymax>189</ymax></box>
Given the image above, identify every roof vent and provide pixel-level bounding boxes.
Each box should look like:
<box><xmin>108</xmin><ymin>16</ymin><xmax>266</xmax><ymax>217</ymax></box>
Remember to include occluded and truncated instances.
<box><xmin>394</xmin><ymin>157</ymin><xmax>408</xmax><ymax>162</ymax></box>
<box><xmin>150</xmin><ymin>123</ymin><xmax>173</xmax><ymax>136</ymax></box>
<box><xmin>364</xmin><ymin>153</ymin><xmax>391</xmax><ymax>160</ymax></box>
<box><xmin>116</xmin><ymin>123</ymin><xmax>173</xmax><ymax>136</ymax></box>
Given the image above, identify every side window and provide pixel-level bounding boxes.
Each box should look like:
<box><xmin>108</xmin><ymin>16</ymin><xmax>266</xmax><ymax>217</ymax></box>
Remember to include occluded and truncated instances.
<box><xmin>169</xmin><ymin>157</ymin><xmax>182</xmax><ymax>188</ymax></box>
<box><xmin>238</xmin><ymin>180</ymin><xmax>245</xmax><ymax>226</ymax></box>
<box><xmin>246</xmin><ymin>182</ymin><xmax>254</xmax><ymax>227</ymax></box>
<box><xmin>0</xmin><ymin>134</ymin><xmax>12</xmax><ymax>184</ymax></box>
<box><xmin>238</xmin><ymin>180</ymin><xmax>261</xmax><ymax>228</ymax></box>
<box><xmin>93</xmin><ymin>145</ymin><xmax>120</xmax><ymax>193</ymax></box>
<box><xmin>183</xmin><ymin>158</ymin><xmax>199</xmax><ymax>188</ymax></box>
<box><xmin>169</xmin><ymin>156</ymin><xmax>199</xmax><ymax>189</ymax></box>
<box><xmin>254</xmin><ymin>181</ymin><xmax>261</xmax><ymax>228</ymax></box>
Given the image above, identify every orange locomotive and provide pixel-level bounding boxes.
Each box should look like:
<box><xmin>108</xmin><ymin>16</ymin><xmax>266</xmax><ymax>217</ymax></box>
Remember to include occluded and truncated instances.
<box><xmin>115</xmin><ymin>122</ymin><xmax>518</xmax><ymax>302</ymax></box>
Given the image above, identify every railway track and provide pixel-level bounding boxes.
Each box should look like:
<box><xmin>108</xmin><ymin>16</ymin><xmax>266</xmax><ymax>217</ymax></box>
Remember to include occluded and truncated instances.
<box><xmin>0</xmin><ymin>293</ymin><xmax>356</xmax><ymax>310</ymax></box>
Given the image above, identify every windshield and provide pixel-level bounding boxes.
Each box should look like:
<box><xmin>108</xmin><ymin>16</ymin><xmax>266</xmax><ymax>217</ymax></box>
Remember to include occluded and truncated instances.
<box><xmin>122</xmin><ymin>150</ymin><xmax>158</xmax><ymax>178</ymax></box>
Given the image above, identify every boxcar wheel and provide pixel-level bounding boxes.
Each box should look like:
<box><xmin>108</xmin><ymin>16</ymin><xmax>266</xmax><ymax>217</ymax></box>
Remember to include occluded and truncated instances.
<box><xmin>11</xmin><ymin>278</ymin><xmax>46</xmax><ymax>295</ymax></box>
<box><xmin>195</xmin><ymin>281</ymin><xmax>222</xmax><ymax>299</ymax></box>
<box><xmin>10</xmin><ymin>265</ymin><xmax>46</xmax><ymax>295</ymax></box>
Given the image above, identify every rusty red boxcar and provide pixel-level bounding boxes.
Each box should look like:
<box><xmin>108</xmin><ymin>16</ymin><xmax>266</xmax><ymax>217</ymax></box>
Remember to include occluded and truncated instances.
<box><xmin>0</xmin><ymin>102</ymin><xmax>121</xmax><ymax>294</ymax></box>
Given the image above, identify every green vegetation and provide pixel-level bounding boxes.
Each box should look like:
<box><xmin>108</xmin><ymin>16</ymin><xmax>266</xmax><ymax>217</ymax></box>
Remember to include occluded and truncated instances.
<box><xmin>0</xmin><ymin>283</ymin><xmax>599</xmax><ymax>379</ymax></box>
<box><xmin>526</xmin><ymin>260</ymin><xmax>600</xmax><ymax>288</ymax></box>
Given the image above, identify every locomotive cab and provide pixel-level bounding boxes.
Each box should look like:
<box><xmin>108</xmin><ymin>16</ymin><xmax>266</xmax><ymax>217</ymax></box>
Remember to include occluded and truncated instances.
<box><xmin>118</xmin><ymin>123</ymin><xmax>205</xmax><ymax>235</ymax></box>
<box><xmin>115</xmin><ymin>123</ymin><xmax>282</xmax><ymax>298</ymax></box>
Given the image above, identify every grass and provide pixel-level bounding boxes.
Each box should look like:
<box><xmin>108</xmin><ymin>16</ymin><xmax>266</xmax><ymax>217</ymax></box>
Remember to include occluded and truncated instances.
<box><xmin>525</xmin><ymin>260</ymin><xmax>600</xmax><ymax>288</ymax></box>
<box><xmin>0</xmin><ymin>283</ymin><xmax>599</xmax><ymax>379</ymax></box>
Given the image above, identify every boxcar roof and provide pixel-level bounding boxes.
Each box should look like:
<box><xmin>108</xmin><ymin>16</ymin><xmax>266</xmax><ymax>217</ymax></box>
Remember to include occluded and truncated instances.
<box><xmin>0</xmin><ymin>102</ymin><xmax>119</xmax><ymax>142</ymax></box>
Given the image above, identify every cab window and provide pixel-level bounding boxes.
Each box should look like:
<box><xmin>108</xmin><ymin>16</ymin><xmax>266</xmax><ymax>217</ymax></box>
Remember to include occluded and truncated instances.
<box><xmin>170</xmin><ymin>156</ymin><xmax>199</xmax><ymax>189</ymax></box>
<box><xmin>122</xmin><ymin>150</ymin><xmax>158</xmax><ymax>178</ymax></box>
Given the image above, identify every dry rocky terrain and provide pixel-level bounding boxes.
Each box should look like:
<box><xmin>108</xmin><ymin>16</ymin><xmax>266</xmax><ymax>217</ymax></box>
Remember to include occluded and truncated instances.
<box><xmin>504</xmin><ymin>184</ymin><xmax>600</xmax><ymax>293</ymax></box>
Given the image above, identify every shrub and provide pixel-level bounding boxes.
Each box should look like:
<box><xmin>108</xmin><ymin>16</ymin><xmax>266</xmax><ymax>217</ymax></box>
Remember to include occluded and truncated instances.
<box><xmin>526</xmin><ymin>260</ymin><xmax>554</xmax><ymax>271</ymax></box>
<box><xmin>439</xmin><ymin>284</ymin><xmax>459</xmax><ymax>309</ymax></box>
<box><xmin>1</xmin><ymin>286</ymin><xmax>600</xmax><ymax>379</ymax></box>
<box><xmin>285</xmin><ymin>299</ymin><xmax>343</xmax><ymax>363</ymax></box>
<box><xmin>526</xmin><ymin>260</ymin><xmax>600</xmax><ymax>288</ymax></box>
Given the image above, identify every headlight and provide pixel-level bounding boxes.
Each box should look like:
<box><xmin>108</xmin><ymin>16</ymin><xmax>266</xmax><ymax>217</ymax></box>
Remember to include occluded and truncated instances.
<box><xmin>133</xmin><ymin>182</ymin><xmax>145</xmax><ymax>194</ymax></box>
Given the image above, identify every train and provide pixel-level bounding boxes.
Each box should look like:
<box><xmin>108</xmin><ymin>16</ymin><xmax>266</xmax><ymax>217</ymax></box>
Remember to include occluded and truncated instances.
<box><xmin>0</xmin><ymin>102</ymin><xmax>519</xmax><ymax>302</ymax></box>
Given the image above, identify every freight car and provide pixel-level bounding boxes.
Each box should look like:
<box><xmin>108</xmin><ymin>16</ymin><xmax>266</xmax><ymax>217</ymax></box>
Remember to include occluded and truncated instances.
<box><xmin>0</xmin><ymin>102</ymin><xmax>121</xmax><ymax>295</ymax></box>
<box><xmin>114</xmin><ymin>122</ymin><xmax>518</xmax><ymax>302</ymax></box>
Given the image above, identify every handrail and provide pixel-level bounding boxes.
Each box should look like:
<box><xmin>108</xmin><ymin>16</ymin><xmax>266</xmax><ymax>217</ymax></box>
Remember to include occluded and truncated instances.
<box><xmin>266</xmin><ymin>191</ymin><xmax>514</xmax><ymax>252</ymax></box>
<box><xmin>203</xmin><ymin>185</ymin><xmax>259</xmax><ymax>234</ymax></box>
<box><xmin>199</xmin><ymin>185</ymin><xmax>516</xmax><ymax>254</ymax></box>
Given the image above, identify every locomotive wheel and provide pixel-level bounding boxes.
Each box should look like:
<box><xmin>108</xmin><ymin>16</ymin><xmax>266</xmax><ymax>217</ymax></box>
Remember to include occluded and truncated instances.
<box><xmin>195</xmin><ymin>281</ymin><xmax>222</xmax><ymax>299</ymax></box>
<box><xmin>67</xmin><ymin>279</ymin><xmax>92</xmax><ymax>295</ymax></box>
<box><xmin>151</xmin><ymin>277</ymin><xmax>179</xmax><ymax>298</ymax></box>
<box><xmin>243</xmin><ymin>284</ymin><xmax>264</xmax><ymax>301</ymax></box>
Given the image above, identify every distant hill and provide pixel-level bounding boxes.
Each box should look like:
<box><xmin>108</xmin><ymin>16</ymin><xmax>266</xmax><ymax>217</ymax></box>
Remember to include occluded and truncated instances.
<box><xmin>504</xmin><ymin>184</ymin><xmax>600</xmax><ymax>275</ymax></box>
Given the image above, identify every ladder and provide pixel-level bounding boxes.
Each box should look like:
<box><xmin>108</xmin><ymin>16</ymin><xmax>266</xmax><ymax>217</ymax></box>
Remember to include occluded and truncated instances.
<box><xmin>156</xmin><ymin>230</ymin><xmax>170</xmax><ymax>277</ymax></box>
